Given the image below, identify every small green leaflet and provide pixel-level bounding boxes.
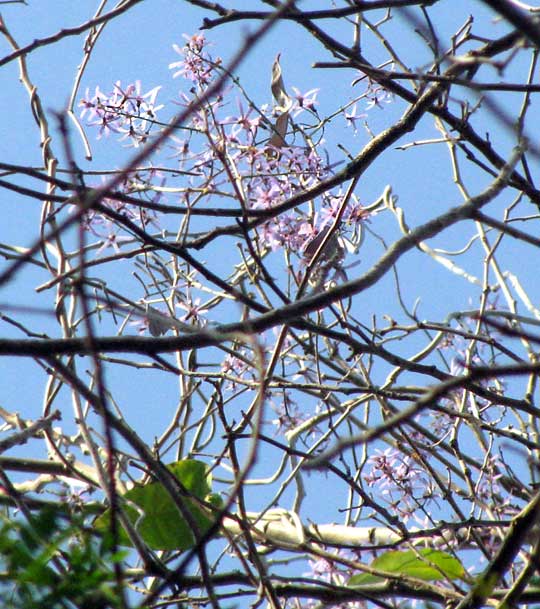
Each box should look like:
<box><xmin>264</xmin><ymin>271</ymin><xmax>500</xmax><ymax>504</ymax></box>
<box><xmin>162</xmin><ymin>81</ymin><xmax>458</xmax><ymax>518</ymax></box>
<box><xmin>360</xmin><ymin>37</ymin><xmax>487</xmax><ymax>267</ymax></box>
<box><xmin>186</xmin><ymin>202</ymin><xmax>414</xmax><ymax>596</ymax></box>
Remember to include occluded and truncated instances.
<box><xmin>349</xmin><ymin>549</ymin><xmax>465</xmax><ymax>585</ymax></box>
<box><xmin>95</xmin><ymin>459</ymin><xmax>223</xmax><ymax>551</ymax></box>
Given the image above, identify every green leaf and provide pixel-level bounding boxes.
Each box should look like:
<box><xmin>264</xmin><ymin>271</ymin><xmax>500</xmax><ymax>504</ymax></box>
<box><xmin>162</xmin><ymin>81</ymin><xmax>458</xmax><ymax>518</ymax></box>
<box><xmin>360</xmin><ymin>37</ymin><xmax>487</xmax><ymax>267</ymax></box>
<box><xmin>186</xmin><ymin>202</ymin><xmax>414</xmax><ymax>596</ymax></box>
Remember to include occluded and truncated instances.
<box><xmin>95</xmin><ymin>459</ymin><xmax>223</xmax><ymax>551</ymax></box>
<box><xmin>349</xmin><ymin>549</ymin><xmax>466</xmax><ymax>585</ymax></box>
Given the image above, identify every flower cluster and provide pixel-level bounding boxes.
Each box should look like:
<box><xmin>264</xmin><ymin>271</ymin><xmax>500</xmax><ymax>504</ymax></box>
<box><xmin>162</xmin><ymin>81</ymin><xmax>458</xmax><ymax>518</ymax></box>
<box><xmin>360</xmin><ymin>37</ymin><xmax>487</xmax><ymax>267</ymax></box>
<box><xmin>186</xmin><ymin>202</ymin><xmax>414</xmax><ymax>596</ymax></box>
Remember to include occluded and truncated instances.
<box><xmin>270</xmin><ymin>397</ymin><xmax>309</xmax><ymax>435</ymax></box>
<box><xmin>364</xmin><ymin>447</ymin><xmax>433</xmax><ymax>522</ymax></box>
<box><xmin>169</xmin><ymin>33</ymin><xmax>220</xmax><ymax>87</ymax></box>
<box><xmin>166</xmin><ymin>38</ymin><xmax>367</xmax><ymax>261</ymax></box>
<box><xmin>302</xmin><ymin>550</ymin><xmax>365</xmax><ymax>609</ymax></box>
<box><xmin>80</xmin><ymin>33</ymin><xmax>369</xmax><ymax>273</ymax></box>
<box><xmin>70</xmin><ymin>187</ymin><xmax>161</xmax><ymax>257</ymax></box>
<box><xmin>79</xmin><ymin>81</ymin><xmax>163</xmax><ymax>146</ymax></box>
<box><xmin>78</xmin><ymin>34</ymin><xmax>370</xmax><ymax>335</ymax></box>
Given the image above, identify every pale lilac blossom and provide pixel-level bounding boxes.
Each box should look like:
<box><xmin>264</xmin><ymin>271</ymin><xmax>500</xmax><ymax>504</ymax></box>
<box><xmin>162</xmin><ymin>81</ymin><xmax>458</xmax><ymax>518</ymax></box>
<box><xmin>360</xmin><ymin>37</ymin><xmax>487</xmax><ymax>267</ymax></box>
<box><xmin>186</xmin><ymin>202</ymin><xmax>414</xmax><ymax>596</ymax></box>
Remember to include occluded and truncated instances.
<box><xmin>79</xmin><ymin>80</ymin><xmax>162</xmax><ymax>144</ymax></box>
<box><xmin>364</xmin><ymin>447</ymin><xmax>433</xmax><ymax>522</ymax></box>
<box><xmin>365</xmin><ymin>85</ymin><xmax>394</xmax><ymax>110</ymax></box>
<box><xmin>344</xmin><ymin>103</ymin><xmax>366</xmax><ymax>134</ymax></box>
<box><xmin>94</xmin><ymin>220</ymin><xmax>132</xmax><ymax>257</ymax></box>
<box><xmin>221</xmin><ymin>353</ymin><xmax>253</xmax><ymax>391</ymax></box>
<box><xmin>251</xmin><ymin>184</ymin><xmax>282</xmax><ymax>209</ymax></box>
<box><xmin>271</xmin><ymin>401</ymin><xmax>307</xmax><ymax>435</ymax></box>
<box><xmin>176</xmin><ymin>297</ymin><xmax>209</xmax><ymax>325</ymax></box>
<box><xmin>169</xmin><ymin>33</ymin><xmax>220</xmax><ymax>86</ymax></box>
<box><xmin>290</xmin><ymin>86</ymin><xmax>319</xmax><ymax>116</ymax></box>
<box><xmin>221</xmin><ymin>99</ymin><xmax>261</xmax><ymax>141</ymax></box>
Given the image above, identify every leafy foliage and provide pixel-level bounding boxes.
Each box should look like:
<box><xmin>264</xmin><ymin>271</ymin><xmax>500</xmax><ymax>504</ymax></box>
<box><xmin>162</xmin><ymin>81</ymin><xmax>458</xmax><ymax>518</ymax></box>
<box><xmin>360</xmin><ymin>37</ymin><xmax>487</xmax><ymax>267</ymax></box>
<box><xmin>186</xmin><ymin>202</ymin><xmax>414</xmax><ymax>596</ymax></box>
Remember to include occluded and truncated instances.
<box><xmin>95</xmin><ymin>459</ymin><xmax>223</xmax><ymax>551</ymax></box>
<box><xmin>0</xmin><ymin>506</ymin><xmax>123</xmax><ymax>609</ymax></box>
<box><xmin>349</xmin><ymin>549</ymin><xmax>466</xmax><ymax>585</ymax></box>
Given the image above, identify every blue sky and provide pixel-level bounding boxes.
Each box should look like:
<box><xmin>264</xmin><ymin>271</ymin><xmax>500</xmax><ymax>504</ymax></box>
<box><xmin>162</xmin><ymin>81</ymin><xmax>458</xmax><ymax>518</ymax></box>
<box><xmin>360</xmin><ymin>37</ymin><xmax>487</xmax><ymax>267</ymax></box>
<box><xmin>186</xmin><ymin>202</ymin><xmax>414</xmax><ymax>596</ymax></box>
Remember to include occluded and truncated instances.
<box><xmin>0</xmin><ymin>0</ymin><xmax>534</xmax><ymax>443</ymax></box>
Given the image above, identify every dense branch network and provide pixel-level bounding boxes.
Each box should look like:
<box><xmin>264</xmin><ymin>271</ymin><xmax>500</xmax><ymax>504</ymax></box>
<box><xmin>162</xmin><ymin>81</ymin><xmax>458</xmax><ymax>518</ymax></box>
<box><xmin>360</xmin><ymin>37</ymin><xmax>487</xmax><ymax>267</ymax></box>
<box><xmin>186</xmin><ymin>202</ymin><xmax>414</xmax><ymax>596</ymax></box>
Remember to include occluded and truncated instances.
<box><xmin>1</xmin><ymin>1</ymin><xmax>540</xmax><ymax>608</ymax></box>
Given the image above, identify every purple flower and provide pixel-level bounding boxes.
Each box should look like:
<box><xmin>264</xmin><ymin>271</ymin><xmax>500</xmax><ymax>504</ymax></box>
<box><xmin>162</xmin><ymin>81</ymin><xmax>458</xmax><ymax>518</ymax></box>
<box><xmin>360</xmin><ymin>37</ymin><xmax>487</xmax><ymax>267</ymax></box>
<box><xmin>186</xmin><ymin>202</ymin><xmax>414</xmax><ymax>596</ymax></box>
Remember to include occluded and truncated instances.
<box><xmin>94</xmin><ymin>220</ymin><xmax>132</xmax><ymax>257</ymax></box>
<box><xmin>298</xmin><ymin>220</ymin><xmax>319</xmax><ymax>248</ymax></box>
<box><xmin>176</xmin><ymin>297</ymin><xmax>209</xmax><ymax>325</ymax></box>
<box><xmin>291</xmin><ymin>86</ymin><xmax>319</xmax><ymax>115</ymax></box>
<box><xmin>258</xmin><ymin>221</ymin><xmax>282</xmax><ymax>251</ymax></box>
<box><xmin>344</xmin><ymin>103</ymin><xmax>366</xmax><ymax>134</ymax></box>
<box><xmin>344</xmin><ymin>200</ymin><xmax>369</xmax><ymax>225</ymax></box>
<box><xmin>271</xmin><ymin>401</ymin><xmax>306</xmax><ymax>435</ymax></box>
<box><xmin>79</xmin><ymin>86</ymin><xmax>105</xmax><ymax>121</ymax></box>
<box><xmin>364</xmin><ymin>447</ymin><xmax>433</xmax><ymax>523</ymax></box>
<box><xmin>80</xmin><ymin>80</ymin><xmax>162</xmax><ymax>144</ymax></box>
<box><xmin>169</xmin><ymin>33</ymin><xmax>220</xmax><ymax>86</ymax></box>
<box><xmin>364</xmin><ymin>448</ymin><xmax>400</xmax><ymax>487</ymax></box>
<box><xmin>127</xmin><ymin>304</ymin><xmax>172</xmax><ymax>336</ymax></box>
<box><xmin>183</xmin><ymin>32</ymin><xmax>206</xmax><ymax>53</ymax></box>
<box><xmin>307</xmin><ymin>556</ymin><xmax>339</xmax><ymax>583</ymax></box>
<box><xmin>365</xmin><ymin>85</ymin><xmax>394</xmax><ymax>110</ymax></box>
<box><xmin>221</xmin><ymin>99</ymin><xmax>261</xmax><ymax>141</ymax></box>
<box><xmin>221</xmin><ymin>354</ymin><xmax>246</xmax><ymax>375</ymax></box>
<box><xmin>319</xmin><ymin>195</ymin><xmax>344</xmax><ymax>227</ymax></box>
<box><xmin>251</xmin><ymin>183</ymin><xmax>282</xmax><ymax>209</ymax></box>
